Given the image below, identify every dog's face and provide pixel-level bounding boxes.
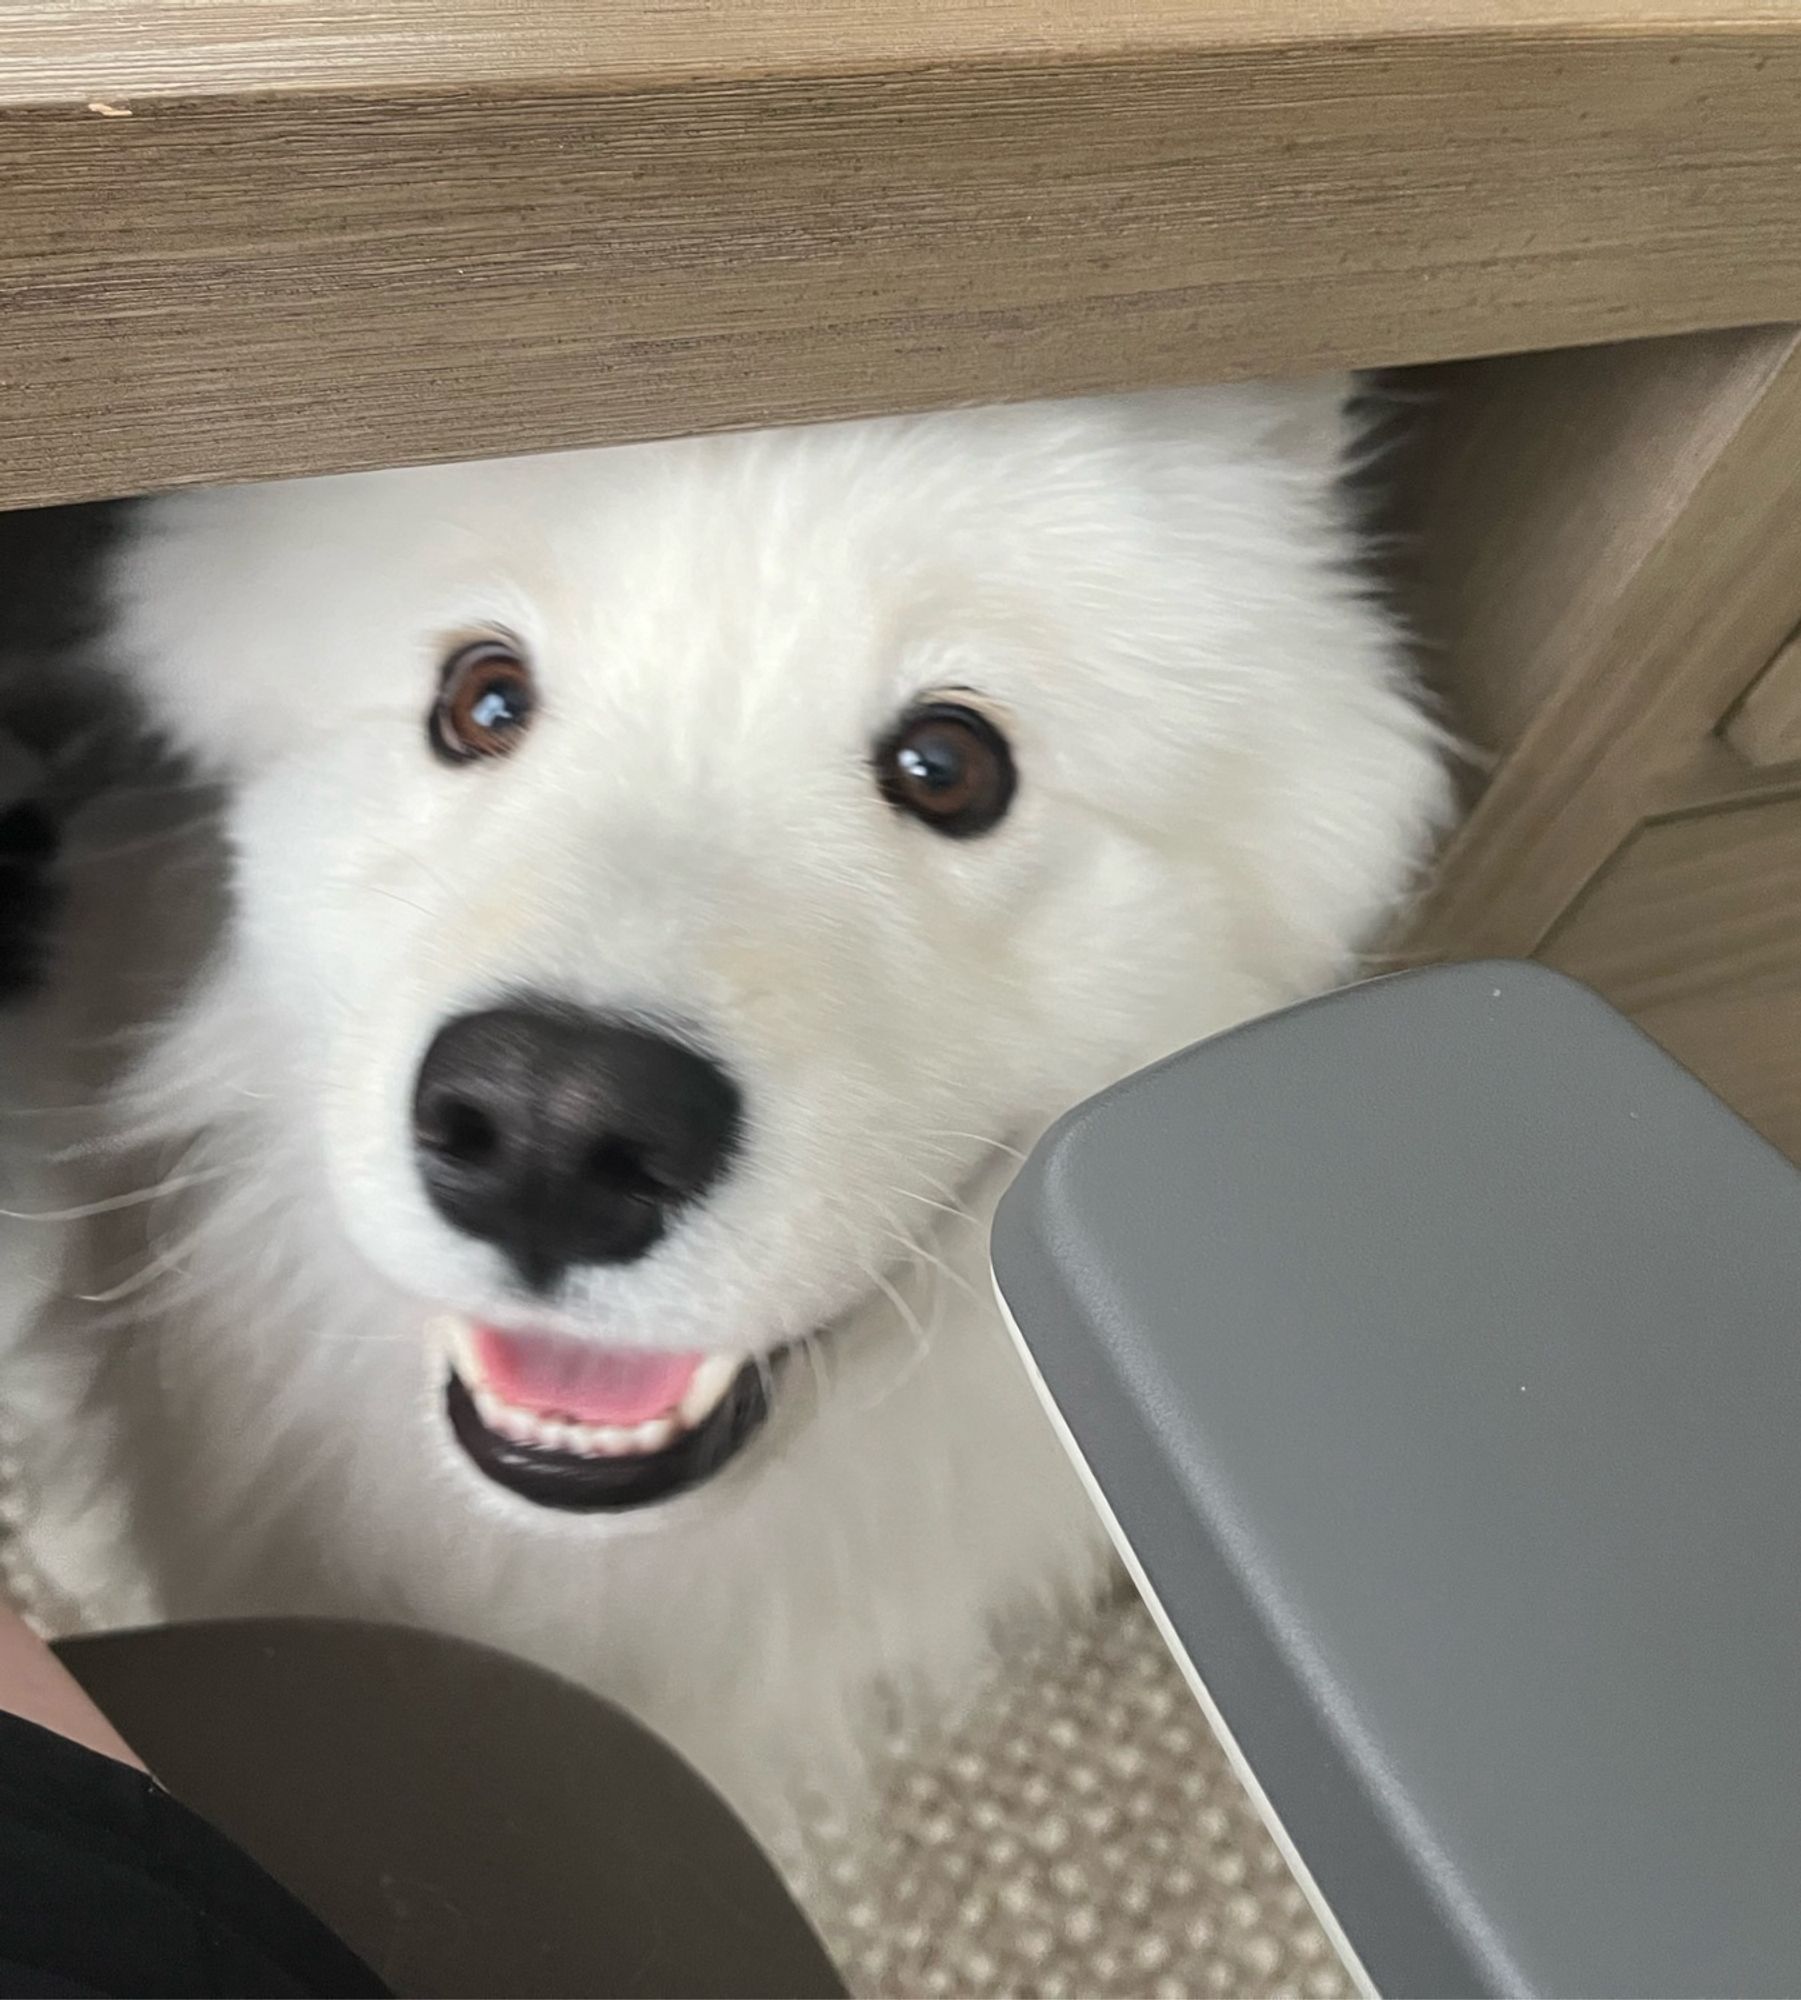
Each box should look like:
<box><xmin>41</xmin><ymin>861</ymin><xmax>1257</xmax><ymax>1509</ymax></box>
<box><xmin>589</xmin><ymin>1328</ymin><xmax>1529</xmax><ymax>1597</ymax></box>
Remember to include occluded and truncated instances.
<box><xmin>109</xmin><ymin>389</ymin><xmax>1443</xmax><ymax>1517</ymax></box>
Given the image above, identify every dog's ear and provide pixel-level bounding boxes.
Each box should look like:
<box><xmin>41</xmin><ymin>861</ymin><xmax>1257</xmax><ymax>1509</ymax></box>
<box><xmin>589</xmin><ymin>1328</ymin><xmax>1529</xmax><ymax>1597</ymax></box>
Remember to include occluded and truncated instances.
<box><xmin>100</xmin><ymin>477</ymin><xmax>408</xmax><ymax>777</ymax></box>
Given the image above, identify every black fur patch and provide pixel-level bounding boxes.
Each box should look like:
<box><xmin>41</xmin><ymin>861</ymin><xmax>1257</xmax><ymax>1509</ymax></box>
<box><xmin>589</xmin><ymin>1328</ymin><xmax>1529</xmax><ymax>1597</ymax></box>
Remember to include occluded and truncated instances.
<box><xmin>0</xmin><ymin>798</ymin><xmax>61</xmax><ymax>1004</ymax></box>
<box><xmin>0</xmin><ymin>502</ymin><xmax>130</xmax><ymax>660</ymax></box>
<box><xmin>0</xmin><ymin>498</ymin><xmax>138</xmax><ymax>1007</ymax></box>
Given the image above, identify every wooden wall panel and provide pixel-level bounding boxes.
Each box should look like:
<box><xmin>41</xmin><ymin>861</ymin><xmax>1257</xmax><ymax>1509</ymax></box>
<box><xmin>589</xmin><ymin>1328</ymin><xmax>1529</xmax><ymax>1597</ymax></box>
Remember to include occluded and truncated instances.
<box><xmin>1393</xmin><ymin>327</ymin><xmax>1801</xmax><ymax>963</ymax></box>
<box><xmin>1723</xmin><ymin>630</ymin><xmax>1801</xmax><ymax>767</ymax></box>
<box><xmin>1540</xmin><ymin>799</ymin><xmax>1801</xmax><ymax>1017</ymax></box>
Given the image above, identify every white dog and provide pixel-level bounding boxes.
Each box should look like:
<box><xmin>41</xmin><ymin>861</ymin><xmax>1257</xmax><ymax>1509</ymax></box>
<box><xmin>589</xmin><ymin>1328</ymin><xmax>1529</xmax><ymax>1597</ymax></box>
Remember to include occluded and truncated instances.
<box><xmin>0</xmin><ymin>382</ymin><xmax>1446</xmax><ymax>1827</ymax></box>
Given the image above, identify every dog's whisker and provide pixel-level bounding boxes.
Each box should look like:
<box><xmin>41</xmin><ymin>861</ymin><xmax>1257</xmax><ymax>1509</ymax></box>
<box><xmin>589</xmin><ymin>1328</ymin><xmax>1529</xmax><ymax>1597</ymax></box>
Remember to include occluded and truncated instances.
<box><xmin>885</xmin><ymin>1133</ymin><xmax>973</xmax><ymax>1166</ymax></box>
<box><xmin>46</xmin><ymin>1124</ymin><xmax>182</xmax><ymax>1166</ymax></box>
<box><xmin>71</xmin><ymin>1237</ymin><xmax>197</xmax><ymax>1306</ymax></box>
<box><xmin>843</xmin><ymin>1264</ymin><xmax>940</xmax><ymax>1417</ymax></box>
<box><xmin>365</xmin><ymin>883</ymin><xmax>436</xmax><ymax>922</ymax></box>
<box><xmin>60</xmin><ymin>813</ymin><xmax>226</xmax><ymax>866</ymax></box>
<box><xmin>0</xmin><ymin>1166</ymin><xmax>229</xmax><ymax>1224</ymax></box>
<box><xmin>879</xmin><ymin>1224</ymin><xmax>983</xmax><ymax>1306</ymax></box>
<box><xmin>80</xmin><ymin>1276</ymin><xmax>200</xmax><ymax>1336</ymax></box>
<box><xmin>796</xmin><ymin>1328</ymin><xmax>833</xmax><ymax>1416</ymax></box>
<box><xmin>858</xmin><ymin>1127</ymin><xmax>1022</xmax><ymax>1179</ymax></box>
<box><xmin>872</xmin><ymin>1205</ymin><xmax>955</xmax><ymax>1270</ymax></box>
<box><xmin>922</xmin><ymin>1128</ymin><xmax>1027</xmax><ymax>1164</ymax></box>
<box><xmin>888</xmin><ymin>1184</ymin><xmax>987</xmax><ymax>1231</ymax></box>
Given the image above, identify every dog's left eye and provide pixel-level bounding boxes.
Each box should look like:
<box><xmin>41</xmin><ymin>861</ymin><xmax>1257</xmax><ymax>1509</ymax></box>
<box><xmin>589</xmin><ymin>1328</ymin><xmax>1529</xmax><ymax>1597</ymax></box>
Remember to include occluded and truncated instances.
<box><xmin>875</xmin><ymin>701</ymin><xmax>1016</xmax><ymax>838</ymax></box>
<box><xmin>431</xmin><ymin>641</ymin><xmax>537</xmax><ymax>765</ymax></box>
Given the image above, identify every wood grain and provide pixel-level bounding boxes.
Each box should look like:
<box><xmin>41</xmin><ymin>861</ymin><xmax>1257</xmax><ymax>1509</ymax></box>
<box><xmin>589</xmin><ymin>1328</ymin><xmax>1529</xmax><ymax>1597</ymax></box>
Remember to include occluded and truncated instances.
<box><xmin>1534</xmin><ymin>788</ymin><xmax>1801</xmax><ymax>1163</ymax></box>
<box><xmin>1393</xmin><ymin>327</ymin><xmax>1801</xmax><ymax>962</ymax></box>
<box><xmin>10</xmin><ymin>1</ymin><xmax>1801</xmax><ymax>101</ymax></box>
<box><xmin>1652</xmin><ymin>737</ymin><xmax>1801</xmax><ymax>820</ymax></box>
<box><xmin>1722</xmin><ymin>628</ymin><xmax>1801</xmax><ymax>766</ymax></box>
<box><xmin>4</xmin><ymin>7</ymin><xmax>1801</xmax><ymax>506</ymax></box>
<box><xmin>1631</xmin><ymin>990</ymin><xmax>1801</xmax><ymax>1166</ymax></box>
<box><xmin>1539</xmin><ymin>797</ymin><xmax>1801</xmax><ymax>1017</ymax></box>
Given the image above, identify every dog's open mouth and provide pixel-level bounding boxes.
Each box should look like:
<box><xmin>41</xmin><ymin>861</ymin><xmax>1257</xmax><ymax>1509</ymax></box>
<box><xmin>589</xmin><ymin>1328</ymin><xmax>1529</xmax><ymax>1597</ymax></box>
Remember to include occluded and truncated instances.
<box><xmin>443</xmin><ymin>1320</ymin><xmax>776</xmax><ymax>1511</ymax></box>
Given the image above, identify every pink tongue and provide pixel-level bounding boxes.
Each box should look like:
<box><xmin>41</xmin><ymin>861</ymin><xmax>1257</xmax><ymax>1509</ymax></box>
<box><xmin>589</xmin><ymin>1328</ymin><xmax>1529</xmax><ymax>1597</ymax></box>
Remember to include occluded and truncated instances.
<box><xmin>471</xmin><ymin>1325</ymin><xmax>705</xmax><ymax>1426</ymax></box>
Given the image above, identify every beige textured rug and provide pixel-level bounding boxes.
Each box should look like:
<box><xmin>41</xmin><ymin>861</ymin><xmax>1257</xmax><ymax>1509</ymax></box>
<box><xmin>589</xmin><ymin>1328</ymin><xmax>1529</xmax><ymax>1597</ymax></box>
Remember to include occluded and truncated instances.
<box><xmin>785</xmin><ymin>1597</ymin><xmax>1349</xmax><ymax>2000</ymax></box>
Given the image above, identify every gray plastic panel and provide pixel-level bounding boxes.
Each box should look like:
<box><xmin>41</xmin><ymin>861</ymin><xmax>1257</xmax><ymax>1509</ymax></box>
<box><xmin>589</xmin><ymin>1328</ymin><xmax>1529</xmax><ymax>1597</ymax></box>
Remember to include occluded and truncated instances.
<box><xmin>992</xmin><ymin>961</ymin><xmax>1801</xmax><ymax>2000</ymax></box>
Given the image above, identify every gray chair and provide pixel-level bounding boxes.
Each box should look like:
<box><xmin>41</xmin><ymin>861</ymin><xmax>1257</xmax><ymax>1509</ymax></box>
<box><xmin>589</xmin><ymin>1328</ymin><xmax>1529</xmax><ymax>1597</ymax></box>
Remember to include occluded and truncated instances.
<box><xmin>994</xmin><ymin>961</ymin><xmax>1801</xmax><ymax>1999</ymax></box>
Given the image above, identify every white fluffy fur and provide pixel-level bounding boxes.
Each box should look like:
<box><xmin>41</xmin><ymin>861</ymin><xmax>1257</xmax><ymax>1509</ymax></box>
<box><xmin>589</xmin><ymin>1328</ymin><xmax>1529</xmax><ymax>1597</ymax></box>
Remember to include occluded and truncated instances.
<box><xmin>0</xmin><ymin>383</ymin><xmax>1447</xmax><ymax>1829</ymax></box>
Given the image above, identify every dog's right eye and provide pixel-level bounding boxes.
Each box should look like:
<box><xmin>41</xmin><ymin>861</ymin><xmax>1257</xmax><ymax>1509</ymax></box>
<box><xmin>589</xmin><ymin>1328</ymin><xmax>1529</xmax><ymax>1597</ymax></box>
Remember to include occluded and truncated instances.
<box><xmin>875</xmin><ymin>701</ymin><xmax>1015</xmax><ymax>838</ymax></box>
<box><xmin>431</xmin><ymin>641</ymin><xmax>538</xmax><ymax>765</ymax></box>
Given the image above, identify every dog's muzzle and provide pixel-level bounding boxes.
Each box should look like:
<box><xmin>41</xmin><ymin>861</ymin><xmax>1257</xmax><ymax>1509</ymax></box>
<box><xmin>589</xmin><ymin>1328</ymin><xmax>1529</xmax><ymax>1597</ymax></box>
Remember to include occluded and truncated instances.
<box><xmin>439</xmin><ymin>1318</ymin><xmax>777</xmax><ymax>1510</ymax></box>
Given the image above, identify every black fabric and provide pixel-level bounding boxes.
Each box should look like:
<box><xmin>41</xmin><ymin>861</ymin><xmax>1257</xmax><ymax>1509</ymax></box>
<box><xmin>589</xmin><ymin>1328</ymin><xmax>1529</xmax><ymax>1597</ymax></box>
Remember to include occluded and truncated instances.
<box><xmin>0</xmin><ymin>1709</ymin><xmax>387</xmax><ymax>1998</ymax></box>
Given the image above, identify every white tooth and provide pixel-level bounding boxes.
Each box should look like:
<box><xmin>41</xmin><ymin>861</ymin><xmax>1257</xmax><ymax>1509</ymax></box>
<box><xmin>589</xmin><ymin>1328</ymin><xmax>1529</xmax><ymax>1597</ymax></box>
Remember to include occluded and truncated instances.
<box><xmin>474</xmin><ymin>1386</ymin><xmax>507</xmax><ymax>1429</ymax></box>
<box><xmin>495</xmin><ymin>1404</ymin><xmax>537</xmax><ymax>1445</ymax></box>
<box><xmin>630</xmin><ymin>1416</ymin><xmax>675</xmax><ymax>1454</ymax></box>
<box><xmin>680</xmin><ymin>1353</ymin><xmax>742</xmax><ymax>1427</ymax></box>
<box><xmin>439</xmin><ymin>1315</ymin><xmax>481</xmax><ymax>1385</ymax></box>
<box><xmin>593</xmin><ymin>1425</ymin><xmax>631</xmax><ymax>1456</ymax></box>
<box><xmin>538</xmin><ymin>1419</ymin><xmax>575</xmax><ymax>1453</ymax></box>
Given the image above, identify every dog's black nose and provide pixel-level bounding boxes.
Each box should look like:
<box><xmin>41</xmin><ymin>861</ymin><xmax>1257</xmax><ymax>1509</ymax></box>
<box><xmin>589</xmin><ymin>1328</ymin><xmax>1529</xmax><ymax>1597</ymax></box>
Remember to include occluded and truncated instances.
<box><xmin>412</xmin><ymin>1004</ymin><xmax>742</xmax><ymax>1288</ymax></box>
